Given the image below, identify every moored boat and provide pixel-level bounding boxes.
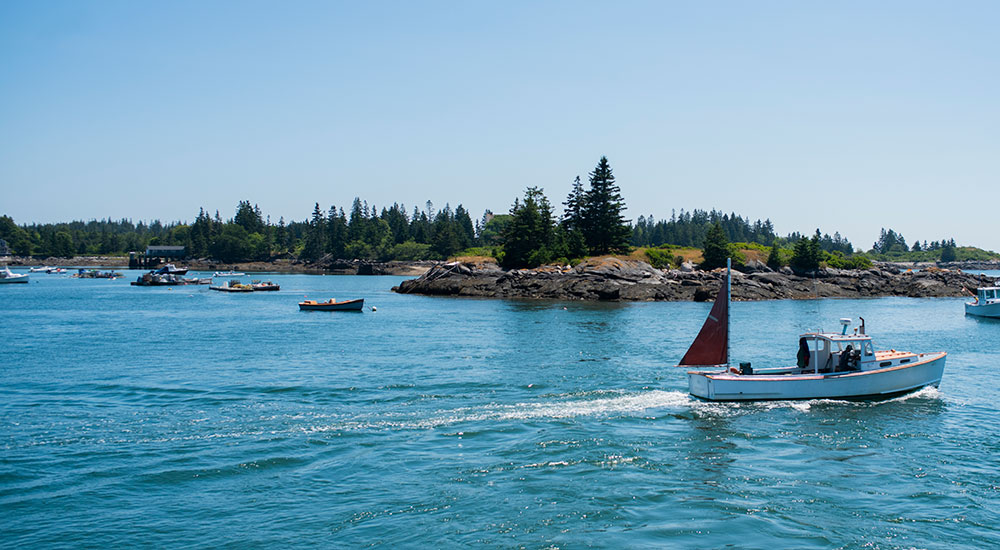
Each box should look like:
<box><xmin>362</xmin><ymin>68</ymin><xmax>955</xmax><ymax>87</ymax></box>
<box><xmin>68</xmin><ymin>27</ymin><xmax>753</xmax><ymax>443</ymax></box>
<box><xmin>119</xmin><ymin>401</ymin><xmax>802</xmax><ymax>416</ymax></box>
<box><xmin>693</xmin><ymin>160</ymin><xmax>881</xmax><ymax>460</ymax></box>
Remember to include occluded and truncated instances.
<box><xmin>298</xmin><ymin>298</ymin><xmax>364</xmax><ymax>311</ymax></box>
<box><xmin>679</xmin><ymin>259</ymin><xmax>947</xmax><ymax>401</ymax></box>
<box><xmin>132</xmin><ymin>272</ymin><xmax>201</xmax><ymax>286</ymax></box>
<box><xmin>210</xmin><ymin>279</ymin><xmax>254</xmax><ymax>292</ymax></box>
<box><xmin>251</xmin><ymin>280</ymin><xmax>280</xmax><ymax>291</ymax></box>
<box><xmin>214</xmin><ymin>270</ymin><xmax>246</xmax><ymax>277</ymax></box>
<box><xmin>155</xmin><ymin>264</ymin><xmax>189</xmax><ymax>275</ymax></box>
<box><xmin>0</xmin><ymin>267</ymin><xmax>29</xmax><ymax>284</ymax></box>
<box><xmin>74</xmin><ymin>268</ymin><xmax>123</xmax><ymax>279</ymax></box>
<box><xmin>965</xmin><ymin>286</ymin><xmax>1000</xmax><ymax>318</ymax></box>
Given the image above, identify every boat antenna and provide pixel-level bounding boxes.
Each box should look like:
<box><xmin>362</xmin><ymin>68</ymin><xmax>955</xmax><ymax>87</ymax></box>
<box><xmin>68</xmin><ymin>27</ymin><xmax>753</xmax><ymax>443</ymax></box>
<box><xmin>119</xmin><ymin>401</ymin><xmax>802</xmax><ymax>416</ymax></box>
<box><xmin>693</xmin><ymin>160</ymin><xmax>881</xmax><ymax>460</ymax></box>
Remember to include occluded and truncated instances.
<box><xmin>726</xmin><ymin>257</ymin><xmax>731</xmax><ymax>367</ymax></box>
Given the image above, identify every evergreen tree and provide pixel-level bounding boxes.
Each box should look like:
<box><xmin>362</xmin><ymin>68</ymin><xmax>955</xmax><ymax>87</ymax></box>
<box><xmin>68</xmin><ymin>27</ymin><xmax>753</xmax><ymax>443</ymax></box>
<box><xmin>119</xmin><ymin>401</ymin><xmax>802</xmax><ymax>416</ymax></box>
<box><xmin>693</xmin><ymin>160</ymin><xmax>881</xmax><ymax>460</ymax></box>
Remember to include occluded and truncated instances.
<box><xmin>791</xmin><ymin>234</ymin><xmax>822</xmax><ymax>271</ymax></box>
<box><xmin>562</xmin><ymin>175</ymin><xmax>584</xmax><ymax>231</ymax></box>
<box><xmin>301</xmin><ymin>203</ymin><xmax>327</xmax><ymax>261</ymax></box>
<box><xmin>500</xmin><ymin>187</ymin><xmax>557</xmax><ymax>268</ymax></box>
<box><xmin>940</xmin><ymin>242</ymin><xmax>957</xmax><ymax>262</ymax></box>
<box><xmin>766</xmin><ymin>241</ymin><xmax>783</xmax><ymax>269</ymax></box>
<box><xmin>580</xmin><ymin>156</ymin><xmax>630</xmax><ymax>255</ymax></box>
<box><xmin>700</xmin><ymin>222</ymin><xmax>729</xmax><ymax>270</ymax></box>
<box><xmin>327</xmin><ymin>207</ymin><xmax>348</xmax><ymax>258</ymax></box>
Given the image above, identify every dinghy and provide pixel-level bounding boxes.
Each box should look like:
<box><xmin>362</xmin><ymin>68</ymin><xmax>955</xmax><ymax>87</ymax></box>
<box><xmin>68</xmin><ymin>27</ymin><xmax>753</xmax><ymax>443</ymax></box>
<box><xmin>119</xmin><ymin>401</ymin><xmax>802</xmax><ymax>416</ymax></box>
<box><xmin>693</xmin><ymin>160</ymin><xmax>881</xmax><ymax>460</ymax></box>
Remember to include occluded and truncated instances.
<box><xmin>298</xmin><ymin>298</ymin><xmax>364</xmax><ymax>311</ymax></box>
<box><xmin>679</xmin><ymin>259</ymin><xmax>947</xmax><ymax>401</ymax></box>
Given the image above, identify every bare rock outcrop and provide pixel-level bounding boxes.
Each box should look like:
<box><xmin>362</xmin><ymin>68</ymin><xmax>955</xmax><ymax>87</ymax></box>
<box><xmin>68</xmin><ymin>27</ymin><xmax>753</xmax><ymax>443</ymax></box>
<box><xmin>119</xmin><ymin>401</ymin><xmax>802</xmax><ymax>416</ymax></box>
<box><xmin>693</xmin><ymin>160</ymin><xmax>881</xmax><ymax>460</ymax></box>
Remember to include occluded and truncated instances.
<box><xmin>393</xmin><ymin>258</ymin><xmax>994</xmax><ymax>302</ymax></box>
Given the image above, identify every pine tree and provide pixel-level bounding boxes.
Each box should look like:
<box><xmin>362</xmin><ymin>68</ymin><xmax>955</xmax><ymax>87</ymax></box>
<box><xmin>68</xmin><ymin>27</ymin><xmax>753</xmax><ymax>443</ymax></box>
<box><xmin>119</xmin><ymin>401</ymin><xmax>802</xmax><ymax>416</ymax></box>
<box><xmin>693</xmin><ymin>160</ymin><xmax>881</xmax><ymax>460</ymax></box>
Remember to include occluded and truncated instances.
<box><xmin>500</xmin><ymin>187</ymin><xmax>557</xmax><ymax>268</ymax></box>
<box><xmin>562</xmin><ymin>175</ymin><xmax>584</xmax><ymax>231</ymax></box>
<box><xmin>302</xmin><ymin>203</ymin><xmax>327</xmax><ymax>261</ymax></box>
<box><xmin>791</xmin><ymin>234</ymin><xmax>822</xmax><ymax>271</ymax></box>
<box><xmin>766</xmin><ymin>241</ymin><xmax>783</xmax><ymax>269</ymax></box>
<box><xmin>940</xmin><ymin>242</ymin><xmax>957</xmax><ymax>262</ymax></box>
<box><xmin>700</xmin><ymin>222</ymin><xmax>729</xmax><ymax>270</ymax></box>
<box><xmin>580</xmin><ymin>157</ymin><xmax>631</xmax><ymax>255</ymax></box>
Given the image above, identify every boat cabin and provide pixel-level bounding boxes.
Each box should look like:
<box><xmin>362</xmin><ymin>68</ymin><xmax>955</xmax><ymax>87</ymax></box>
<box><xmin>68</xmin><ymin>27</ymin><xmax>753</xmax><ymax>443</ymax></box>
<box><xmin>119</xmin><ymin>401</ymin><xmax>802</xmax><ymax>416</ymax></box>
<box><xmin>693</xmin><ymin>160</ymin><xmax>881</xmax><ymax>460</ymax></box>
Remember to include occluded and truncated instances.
<box><xmin>974</xmin><ymin>287</ymin><xmax>1000</xmax><ymax>305</ymax></box>
<box><xmin>795</xmin><ymin>318</ymin><xmax>880</xmax><ymax>374</ymax></box>
<box><xmin>797</xmin><ymin>332</ymin><xmax>875</xmax><ymax>373</ymax></box>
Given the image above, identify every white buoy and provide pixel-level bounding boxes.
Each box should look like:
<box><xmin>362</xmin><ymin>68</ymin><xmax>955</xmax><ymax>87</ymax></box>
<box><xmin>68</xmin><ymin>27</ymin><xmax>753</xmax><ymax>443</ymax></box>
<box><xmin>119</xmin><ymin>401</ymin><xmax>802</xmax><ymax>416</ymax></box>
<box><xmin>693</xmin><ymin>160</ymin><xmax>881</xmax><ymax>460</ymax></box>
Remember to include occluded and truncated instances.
<box><xmin>371</xmin><ymin>306</ymin><xmax>377</xmax><ymax>312</ymax></box>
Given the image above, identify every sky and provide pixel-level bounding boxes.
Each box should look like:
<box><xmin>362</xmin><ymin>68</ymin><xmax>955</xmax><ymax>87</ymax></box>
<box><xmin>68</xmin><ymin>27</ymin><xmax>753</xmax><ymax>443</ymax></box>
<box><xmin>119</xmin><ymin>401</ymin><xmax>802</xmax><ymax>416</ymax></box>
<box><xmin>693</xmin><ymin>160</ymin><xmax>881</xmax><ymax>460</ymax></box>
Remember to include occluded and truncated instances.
<box><xmin>1</xmin><ymin>1</ymin><xmax>998</xmax><ymax>251</ymax></box>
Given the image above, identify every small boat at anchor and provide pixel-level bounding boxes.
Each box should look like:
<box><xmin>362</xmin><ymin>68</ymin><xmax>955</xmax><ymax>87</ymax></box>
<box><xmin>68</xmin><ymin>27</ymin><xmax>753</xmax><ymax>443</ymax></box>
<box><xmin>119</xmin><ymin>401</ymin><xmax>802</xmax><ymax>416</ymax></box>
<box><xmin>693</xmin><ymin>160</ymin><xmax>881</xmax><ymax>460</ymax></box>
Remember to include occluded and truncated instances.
<box><xmin>678</xmin><ymin>259</ymin><xmax>947</xmax><ymax>401</ymax></box>
<box><xmin>210</xmin><ymin>279</ymin><xmax>254</xmax><ymax>292</ymax></box>
<box><xmin>965</xmin><ymin>286</ymin><xmax>1000</xmax><ymax>318</ymax></box>
<box><xmin>251</xmin><ymin>280</ymin><xmax>280</xmax><ymax>291</ymax></box>
<box><xmin>298</xmin><ymin>298</ymin><xmax>364</xmax><ymax>311</ymax></box>
<box><xmin>214</xmin><ymin>270</ymin><xmax>246</xmax><ymax>277</ymax></box>
<box><xmin>154</xmin><ymin>264</ymin><xmax>188</xmax><ymax>275</ymax></box>
<box><xmin>0</xmin><ymin>267</ymin><xmax>29</xmax><ymax>284</ymax></box>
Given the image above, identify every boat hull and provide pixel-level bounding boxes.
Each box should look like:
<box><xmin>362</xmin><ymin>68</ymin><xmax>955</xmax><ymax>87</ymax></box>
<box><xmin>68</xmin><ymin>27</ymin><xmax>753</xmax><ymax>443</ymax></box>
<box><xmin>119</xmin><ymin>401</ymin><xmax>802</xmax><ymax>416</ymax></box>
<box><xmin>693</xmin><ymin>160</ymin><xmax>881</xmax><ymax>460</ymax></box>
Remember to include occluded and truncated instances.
<box><xmin>0</xmin><ymin>275</ymin><xmax>29</xmax><ymax>284</ymax></box>
<box><xmin>298</xmin><ymin>299</ymin><xmax>364</xmax><ymax>311</ymax></box>
<box><xmin>965</xmin><ymin>301</ymin><xmax>1000</xmax><ymax>318</ymax></box>
<box><xmin>688</xmin><ymin>352</ymin><xmax>946</xmax><ymax>401</ymax></box>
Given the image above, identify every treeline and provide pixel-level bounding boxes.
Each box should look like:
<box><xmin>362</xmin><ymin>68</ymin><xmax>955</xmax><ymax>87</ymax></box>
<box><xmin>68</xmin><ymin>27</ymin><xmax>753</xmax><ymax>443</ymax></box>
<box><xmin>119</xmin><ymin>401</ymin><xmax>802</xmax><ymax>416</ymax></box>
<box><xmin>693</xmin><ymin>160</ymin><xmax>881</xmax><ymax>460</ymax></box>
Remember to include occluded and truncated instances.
<box><xmin>0</xmin><ymin>215</ymin><xmax>183</xmax><ymax>258</ymax></box>
<box><xmin>2</xmin><ymin>157</ymin><xmax>985</xmax><ymax>267</ymax></box>
<box><xmin>632</xmin><ymin>211</ymin><xmax>855</xmax><ymax>256</ymax></box>
<box><xmin>0</xmin><ymin>199</ymin><xmax>485</xmax><ymax>262</ymax></box>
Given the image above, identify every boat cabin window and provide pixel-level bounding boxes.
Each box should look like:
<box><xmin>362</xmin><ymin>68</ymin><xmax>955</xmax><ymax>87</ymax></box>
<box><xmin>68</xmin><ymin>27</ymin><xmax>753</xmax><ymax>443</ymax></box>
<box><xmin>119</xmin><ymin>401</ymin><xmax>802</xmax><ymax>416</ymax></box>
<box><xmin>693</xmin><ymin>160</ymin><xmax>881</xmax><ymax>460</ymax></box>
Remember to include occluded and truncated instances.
<box><xmin>862</xmin><ymin>341</ymin><xmax>873</xmax><ymax>356</ymax></box>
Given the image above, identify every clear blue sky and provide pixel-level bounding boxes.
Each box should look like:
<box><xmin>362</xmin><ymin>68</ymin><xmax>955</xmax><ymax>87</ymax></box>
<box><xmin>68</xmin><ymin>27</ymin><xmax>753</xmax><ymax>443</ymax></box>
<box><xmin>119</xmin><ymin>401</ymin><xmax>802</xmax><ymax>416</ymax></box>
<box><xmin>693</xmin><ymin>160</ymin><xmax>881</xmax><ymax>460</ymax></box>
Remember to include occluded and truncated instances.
<box><xmin>2</xmin><ymin>1</ymin><xmax>998</xmax><ymax>251</ymax></box>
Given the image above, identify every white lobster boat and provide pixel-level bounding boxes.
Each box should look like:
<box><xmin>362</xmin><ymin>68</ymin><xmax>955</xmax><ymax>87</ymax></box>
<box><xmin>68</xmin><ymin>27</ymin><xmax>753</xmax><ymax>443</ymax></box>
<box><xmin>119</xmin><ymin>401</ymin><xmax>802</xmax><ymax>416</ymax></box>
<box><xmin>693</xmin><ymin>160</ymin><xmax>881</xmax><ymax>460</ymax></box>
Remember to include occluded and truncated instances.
<box><xmin>965</xmin><ymin>286</ymin><xmax>1000</xmax><ymax>318</ymax></box>
<box><xmin>679</xmin><ymin>259</ymin><xmax>947</xmax><ymax>401</ymax></box>
<box><xmin>0</xmin><ymin>266</ymin><xmax>29</xmax><ymax>284</ymax></box>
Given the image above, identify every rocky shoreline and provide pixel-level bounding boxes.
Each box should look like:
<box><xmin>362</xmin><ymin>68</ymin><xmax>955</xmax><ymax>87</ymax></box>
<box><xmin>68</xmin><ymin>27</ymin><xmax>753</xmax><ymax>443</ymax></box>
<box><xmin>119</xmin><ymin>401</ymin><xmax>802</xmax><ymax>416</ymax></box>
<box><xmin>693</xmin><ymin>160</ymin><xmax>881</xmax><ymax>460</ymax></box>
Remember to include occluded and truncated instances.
<box><xmin>393</xmin><ymin>258</ymin><xmax>996</xmax><ymax>302</ymax></box>
<box><xmin>3</xmin><ymin>256</ymin><xmax>434</xmax><ymax>276</ymax></box>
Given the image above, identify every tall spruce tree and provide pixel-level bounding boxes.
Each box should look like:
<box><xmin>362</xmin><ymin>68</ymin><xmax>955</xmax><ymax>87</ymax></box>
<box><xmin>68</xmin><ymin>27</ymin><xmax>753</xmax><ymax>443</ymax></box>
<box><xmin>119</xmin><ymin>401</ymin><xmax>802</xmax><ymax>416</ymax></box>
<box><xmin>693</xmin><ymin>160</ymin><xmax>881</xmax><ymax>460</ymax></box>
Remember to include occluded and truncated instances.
<box><xmin>301</xmin><ymin>203</ymin><xmax>327</xmax><ymax>261</ymax></box>
<box><xmin>500</xmin><ymin>187</ymin><xmax>557</xmax><ymax>268</ymax></box>
<box><xmin>561</xmin><ymin>175</ymin><xmax>588</xmax><ymax>258</ymax></box>
<box><xmin>700</xmin><ymin>222</ymin><xmax>730</xmax><ymax>270</ymax></box>
<box><xmin>580</xmin><ymin>156</ymin><xmax>630</xmax><ymax>255</ymax></box>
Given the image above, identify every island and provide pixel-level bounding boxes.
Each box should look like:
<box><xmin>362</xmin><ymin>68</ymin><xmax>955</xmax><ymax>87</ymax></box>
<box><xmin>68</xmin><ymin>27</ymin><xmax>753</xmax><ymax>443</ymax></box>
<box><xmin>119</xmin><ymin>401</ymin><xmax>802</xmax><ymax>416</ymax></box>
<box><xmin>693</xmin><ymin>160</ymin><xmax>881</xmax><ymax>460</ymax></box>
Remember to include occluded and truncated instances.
<box><xmin>392</xmin><ymin>257</ymin><xmax>995</xmax><ymax>301</ymax></box>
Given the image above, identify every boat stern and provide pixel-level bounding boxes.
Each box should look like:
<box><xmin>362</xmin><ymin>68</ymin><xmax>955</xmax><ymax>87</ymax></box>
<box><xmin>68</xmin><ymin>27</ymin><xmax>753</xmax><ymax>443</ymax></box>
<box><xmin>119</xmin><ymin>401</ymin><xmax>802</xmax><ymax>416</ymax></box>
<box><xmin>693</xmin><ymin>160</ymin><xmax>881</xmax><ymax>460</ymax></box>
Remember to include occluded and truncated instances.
<box><xmin>687</xmin><ymin>370</ymin><xmax>717</xmax><ymax>400</ymax></box>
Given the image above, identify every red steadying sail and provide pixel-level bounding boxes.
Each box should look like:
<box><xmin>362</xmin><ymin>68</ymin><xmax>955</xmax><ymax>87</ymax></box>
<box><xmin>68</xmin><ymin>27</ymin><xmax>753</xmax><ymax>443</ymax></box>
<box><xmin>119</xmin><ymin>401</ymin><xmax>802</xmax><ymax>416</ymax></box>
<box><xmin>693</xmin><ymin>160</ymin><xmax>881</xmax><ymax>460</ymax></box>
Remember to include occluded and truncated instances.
<box><xmin>679</xmin><ymin>282</ymin><xmax>728</xmax><ymax>366</ymax></box>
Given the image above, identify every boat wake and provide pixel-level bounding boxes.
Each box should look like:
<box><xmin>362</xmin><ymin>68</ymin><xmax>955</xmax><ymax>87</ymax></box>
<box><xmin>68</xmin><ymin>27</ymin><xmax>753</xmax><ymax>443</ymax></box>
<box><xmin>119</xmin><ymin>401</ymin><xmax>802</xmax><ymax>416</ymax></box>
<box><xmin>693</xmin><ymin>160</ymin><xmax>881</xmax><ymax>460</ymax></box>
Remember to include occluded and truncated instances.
<box><xmin>303</xmin><ymin>389</ymin><xmax>695</xmax><ymax>434</ymax></box>
<box><xmin>301</xmin><ymin>384</ymin><xmax>950</xmax><ymax>435</ymax></box>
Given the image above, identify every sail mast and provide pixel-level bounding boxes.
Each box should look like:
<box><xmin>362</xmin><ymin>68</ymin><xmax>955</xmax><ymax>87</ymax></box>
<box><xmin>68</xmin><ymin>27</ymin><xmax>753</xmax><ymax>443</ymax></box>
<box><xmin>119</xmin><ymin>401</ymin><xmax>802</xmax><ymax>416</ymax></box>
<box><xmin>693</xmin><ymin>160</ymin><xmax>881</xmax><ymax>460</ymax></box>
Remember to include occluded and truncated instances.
<box><xmin>678</xmin><ymin>257</ymin><xmax>731</xmax><ymax>367</ymax></box>
<box><xmin>726</xmin><ymin>257</ymin><xmax>731</xmax><ymax>367</ymax></box>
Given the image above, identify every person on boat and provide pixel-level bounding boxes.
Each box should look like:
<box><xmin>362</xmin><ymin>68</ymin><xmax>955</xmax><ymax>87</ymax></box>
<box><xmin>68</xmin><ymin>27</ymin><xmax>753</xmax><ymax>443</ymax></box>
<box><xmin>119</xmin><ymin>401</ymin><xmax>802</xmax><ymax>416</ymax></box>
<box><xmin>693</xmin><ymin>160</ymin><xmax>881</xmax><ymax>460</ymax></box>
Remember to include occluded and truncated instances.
<box><xmin>797</xmin><ymin>338</ymin><xmax>810</xmax><ymax>369</ymax></box>
<box><xmin>837</xmin><ymin>345</ymin><xmax>860</xmax><ymax>372</ymax></box>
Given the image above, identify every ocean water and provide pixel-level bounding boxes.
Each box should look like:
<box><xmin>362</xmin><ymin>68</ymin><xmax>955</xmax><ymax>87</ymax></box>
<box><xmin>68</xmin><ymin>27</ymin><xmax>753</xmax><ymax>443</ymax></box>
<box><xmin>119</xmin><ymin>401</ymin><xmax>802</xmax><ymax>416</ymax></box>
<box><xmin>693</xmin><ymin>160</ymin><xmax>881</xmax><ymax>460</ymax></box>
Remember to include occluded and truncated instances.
<box><xmin>2</xmin><ymin>270</ymin><xmax>999</xmax><ymax>549</ymax></box>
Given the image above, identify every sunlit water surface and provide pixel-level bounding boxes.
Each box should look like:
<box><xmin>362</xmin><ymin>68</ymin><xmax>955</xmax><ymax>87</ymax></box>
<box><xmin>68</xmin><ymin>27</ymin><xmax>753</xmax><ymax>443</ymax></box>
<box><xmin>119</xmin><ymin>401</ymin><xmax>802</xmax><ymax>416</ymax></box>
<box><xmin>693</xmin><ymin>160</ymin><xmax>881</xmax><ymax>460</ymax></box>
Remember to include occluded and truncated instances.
<box><xmin>2</xmin><ymin>270</ymin><xmax>999</xmax><ymax>548</ymax></box>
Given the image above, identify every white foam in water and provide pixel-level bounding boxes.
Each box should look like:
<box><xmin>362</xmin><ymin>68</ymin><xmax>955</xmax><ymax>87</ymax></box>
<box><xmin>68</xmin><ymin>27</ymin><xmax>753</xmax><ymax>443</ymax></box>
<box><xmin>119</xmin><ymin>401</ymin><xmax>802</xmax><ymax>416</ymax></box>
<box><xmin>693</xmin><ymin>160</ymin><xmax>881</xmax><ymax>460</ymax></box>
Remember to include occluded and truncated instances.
<box><xmin>301</xmin><ymin>385</ymin><xmax>947</xmax><ymax>435</ymax></box>
<box><xmin>303</xmin><ymin>390</ymin><xmax>695</xmax><ymax>433</ymax></box>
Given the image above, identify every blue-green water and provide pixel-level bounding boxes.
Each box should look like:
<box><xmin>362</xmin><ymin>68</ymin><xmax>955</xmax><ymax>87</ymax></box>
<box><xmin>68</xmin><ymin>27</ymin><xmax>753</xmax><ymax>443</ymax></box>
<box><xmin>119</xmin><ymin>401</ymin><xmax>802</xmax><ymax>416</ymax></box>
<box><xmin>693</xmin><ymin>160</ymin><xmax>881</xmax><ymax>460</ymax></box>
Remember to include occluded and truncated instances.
<box><xmin>2</xmin><ymin>270</ymin><xmax>999</xmax><ymax>549</ymax></box>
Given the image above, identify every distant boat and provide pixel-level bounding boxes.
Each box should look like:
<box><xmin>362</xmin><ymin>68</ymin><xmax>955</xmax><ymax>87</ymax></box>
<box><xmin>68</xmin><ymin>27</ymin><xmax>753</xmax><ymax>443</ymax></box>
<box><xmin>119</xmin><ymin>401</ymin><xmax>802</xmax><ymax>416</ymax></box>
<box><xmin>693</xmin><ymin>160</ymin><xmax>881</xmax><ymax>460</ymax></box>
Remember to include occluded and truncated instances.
<box><xmin>210</xmin><ymin>279</ymin><xmax>254</xmax><ymax>292</ymax></box>
<box><xmin>214</xmin><ymin>270</ymin><xmax>246</xmax><ymax>277</ymax></box>
<box><xmin>965</xmin><ymin>286</ymin><xmax>1000</xmax><ymax>318</ymax></box>
<box><xmin>74</xmin><ymin>268</ymin><xmax>122</xmax><ymax>279</ymax></box>
<box><xmin>131</xmin><ymin>271</ymin><xmax>204</xmax><ymax>286</ymax></box>
<box><xmin>298</xmin><ymin>298</ymin><xmax>364</xmax><ymax>311</ymax></box>
<box><xmin>154</xmin><ymin>264</ymin><xmax>189</xmax><ymax>275</ymax></box>
<box><xmin>251</xmin><ymin>280</ymin><xmax>280</xmax><ymax>291</ymax></box>
<box><xmin>679</xmin><ymin>259</ymin><xmax>947</xmax><ymax>401</ymax></box>
<box><xmin>28</xmin><ymin>266</ymin><xmax>51</xmax><ymax>273</ymax></box>
<box><xmin>0</xmin><ymin>267</ymin><xmax>29</xmax><ymax>284</ymax></box>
